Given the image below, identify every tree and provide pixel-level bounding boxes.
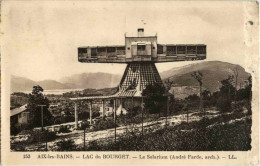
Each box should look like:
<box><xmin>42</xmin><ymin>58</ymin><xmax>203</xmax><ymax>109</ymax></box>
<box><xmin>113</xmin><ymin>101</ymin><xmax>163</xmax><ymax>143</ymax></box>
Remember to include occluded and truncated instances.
<box><xmin>217</xmin><ymin>76</ymin><xmax>235</xmax><ymax>112</ymax></box>
<box><xmin>232</xmin><ymin>66</ymin><xmax>239</xmax><ymax>100</ymax></box>
<box><xmin>191</xmin><ymin>71</ymin><xmax>204</xmax><ymax>116</ymax></box>
<box><xmin>164</xmin><ymin>79</ymin><xmax>174</xmax><ymax>128</ymax></box>
<box><xmin>219</xmin><ymin>75</ymin><xmax>235</xmax><ymax>100</ymax></box>
<box><xmin>142</xmin><ymin>84</ymin><xmax>166</xmax><ymax>115</ymax></box>
<box><xmin>27</xmin><ymin>85</ymin><xmax>53</xmax><ymax>128</ymax></box>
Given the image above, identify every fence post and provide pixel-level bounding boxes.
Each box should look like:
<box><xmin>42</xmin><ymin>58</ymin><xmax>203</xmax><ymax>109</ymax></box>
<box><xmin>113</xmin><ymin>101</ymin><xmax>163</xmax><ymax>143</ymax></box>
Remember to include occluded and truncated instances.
<box><xmin>114</xmin><ymin>99</ymin><xmax>116</xmax><ymax>143</ymax></box>
<box><xmin>141</xmin><ymin>97</ymin><xmax>144</xmax><ymax>137</ymax></box>
<box><xmin>84</xmin><ymin>129</ymin><xmax>86</xmax><ymax>150</ymax></box>
<box><xmin>45</xmin><ymin>130</ymin><xmax>48</xmax><ymax>151</ymax></box>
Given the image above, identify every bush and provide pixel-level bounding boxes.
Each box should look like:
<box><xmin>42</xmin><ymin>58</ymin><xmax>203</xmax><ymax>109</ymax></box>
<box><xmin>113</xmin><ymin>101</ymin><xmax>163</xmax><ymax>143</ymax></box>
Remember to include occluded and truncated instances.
<box><xmin>56</xmin><ymin>139</ymin><xmax>77</xmax><ymax>151</ymax></box>
<box><xmin>85</xmin><ymin>115</ymin><xmax>251</xmax><ymax>151</ymax></box>
<box><xmin>78</xmin><ymin>120</ymin><xmax>90</xmax><ymax>130</ymax></box>
<box><xmin>18</xmin><ymin>130</ymin><xmax>57</xmax><ymax>144</ymax></box>
<box><xmin>93</xmin><ymin>119</ymin><xmax>118</xmax><ymax>131</ymax></box>
<box><xmin>216</xmin><ymin>95</ymin><xmax>231</xmax><ymax>112</ymax></box>
<box><xmin>58</xmin><ymin>126</ymin><xmax>71</xmax><ymax>133</ymax></box>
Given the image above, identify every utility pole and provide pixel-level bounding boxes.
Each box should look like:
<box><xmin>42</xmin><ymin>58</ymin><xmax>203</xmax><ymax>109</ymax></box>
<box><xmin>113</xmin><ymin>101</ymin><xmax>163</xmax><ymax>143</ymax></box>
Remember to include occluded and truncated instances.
<box><xmin>164</xmin><ymin>79</ymin><xmax>173</xmax><ymax>129</ymax></box>
<box><xmin>141</xmin><ymin>97</ymin><xmax>144</xmax><ymax>137</ymax></box>
<box><xmin>233</xmin><ymin>67</ymin><xmax>239</xmax><ymax>101</ymax></box>
<box><xmin>83</xmin><ymin>129</ymin><xmax>86</xmax><ymax>150</ymax></box>
<box><xmin>114</xmin><ymin>99</ymin><xmax>116</xmax><ymax>143</ymax></box>
<box><xmin>131</xmin><ymin>96</ymin><xmax>134</xmax><ymax>124</ymax></box>
<box><xmin>38</xmin><ymin>104</ymin><xmax>47</xmax><ymax>151</ymax></box>
<box><xmin>45</xmin><ymin>130</ymin><xmax>48</xmax><ymax>151</ymax></box>
<box><xmin>38</xmin><ymin>105</ymin><xmax>47</xmax><ymax>131</ymax></box>
<box><xmin>191</xmin><ymin>71</ymin><xmax>204</xmax><ymax>117</ymax></box>
<box><xmin>166</xmin><ymin>96</ymin><xmax>169</xmax><ymax>129</ymax></box>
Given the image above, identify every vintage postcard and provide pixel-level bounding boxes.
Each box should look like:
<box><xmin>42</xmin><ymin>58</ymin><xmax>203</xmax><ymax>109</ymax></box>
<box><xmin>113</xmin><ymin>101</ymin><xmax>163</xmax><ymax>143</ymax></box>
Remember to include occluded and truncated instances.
<box><xmin>1</xmin><ymin>1</ymin><xmax>259</xmax><ymax>165</ymax></box>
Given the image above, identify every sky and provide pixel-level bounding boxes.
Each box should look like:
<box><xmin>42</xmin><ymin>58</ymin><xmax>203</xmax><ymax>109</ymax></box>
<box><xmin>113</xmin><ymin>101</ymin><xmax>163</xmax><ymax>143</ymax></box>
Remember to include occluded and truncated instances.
<box><xmin>2</xmin><ymin>1</ymin><xmax>249</xmax><ymax>81</ymax></box>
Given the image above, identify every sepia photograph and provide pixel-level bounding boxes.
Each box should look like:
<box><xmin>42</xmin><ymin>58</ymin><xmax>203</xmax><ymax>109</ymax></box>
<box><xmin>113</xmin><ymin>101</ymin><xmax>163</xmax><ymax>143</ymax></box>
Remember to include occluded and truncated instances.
<box><xmin>1</xmin><ymin>1</ymin><xmax>259</xmax><ymax>165</ymax></box>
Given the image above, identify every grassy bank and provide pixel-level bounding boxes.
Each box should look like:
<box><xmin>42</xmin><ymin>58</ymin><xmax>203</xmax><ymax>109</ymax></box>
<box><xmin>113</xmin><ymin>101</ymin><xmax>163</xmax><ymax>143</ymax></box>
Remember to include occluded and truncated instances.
<box><xmin>85</xmin><ymin>113</ymin><xmax>251</xmax><ymax>151</ymax></box>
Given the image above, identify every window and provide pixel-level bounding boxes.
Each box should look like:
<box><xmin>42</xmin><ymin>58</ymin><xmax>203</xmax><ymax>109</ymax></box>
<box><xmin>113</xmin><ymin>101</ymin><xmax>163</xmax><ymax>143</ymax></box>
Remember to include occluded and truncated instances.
<box><xmin>97</xmin><ymin>47</ymin><xmax>106</xmax><ymax>52</ymax></box>
<box><xmin>157</xmin><ymin>45</ymin><xmax>163</xmax><ymax>54</ymax></box>
<box><xmin>187</xmin><ymin>46</ymin><xmax>196</xmax><ymax>54</ymax></box>
<box><xmin>197</xmin><ymin>46</ymin><xmax>206</xmax><ymax>54</ymax></box>
<box><xmin>78</xmin><ymin>48</ymin><xmax>87</xmax><ymax>53</ymax></box>
<box><xmin>177</xmin><ymin>46</ymin><xmax>186</xmax><ymax>54</ymax></box>
<box><xmin>107</xmin><ymin>47</ymin><xmax>116</xmax><ymax>53</ymax></box>
<box><xmin>117</xmin><ymin>47</ymin><xmax>125</xmax><ymax>50</ymax></box>
<box><xmin>137</xmin><ymin>45</ymin><xmax>146</xmax><ymax>51</ymax></box>
<box><xmin>166</xmin><ymin>46</ymin><xmax>176</xmax><ymax>55</ymax></box>
<box><xmin>91</xmin><ymin>48</ymin><xmax>97</xmax><ymax>57</ymax></box>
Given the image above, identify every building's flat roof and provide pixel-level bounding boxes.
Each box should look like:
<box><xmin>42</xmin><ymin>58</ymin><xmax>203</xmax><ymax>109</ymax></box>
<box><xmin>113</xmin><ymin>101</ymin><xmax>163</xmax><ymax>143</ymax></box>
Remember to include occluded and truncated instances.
<box><xmin>11</xmin><ymin>104</ymin><xmax>27</xmax><ymax>116</ymax></box>
<box><xmin>78</xmin><ymin>45</ymin><xmax>125</xmax><ymax>48</ymax></box>
<box><xmin>125</xmin><ymin>36</ymin><xmax>157</xmax><ymax>38</ymax></box>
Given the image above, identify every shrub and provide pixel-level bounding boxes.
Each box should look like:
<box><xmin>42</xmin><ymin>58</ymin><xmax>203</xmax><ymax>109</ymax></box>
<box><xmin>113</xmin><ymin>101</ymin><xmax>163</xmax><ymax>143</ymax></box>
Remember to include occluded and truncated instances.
<box><xmin>58</xmin><ymin>126</ymin><xmax>71</xmax><ymax>133</ymax></box>
<box><xmin>216</xmin><ymin>95</ymin><xmax>231</xmax><ymax>112</ymax></box>
<box><xmin>18</xmin><ymin>130</ymin><xmax>57</xmax><ymax>144</ymax></box>
<box><xmin>78</xmin><ymin>120</ymin><xmax>90</xmax><ymax>130</ymax></box>
<box><xmin>84</xmin><ymin>115</ymin><xmax>251</xmax><ymax>151</ymax></box>
<box><xmin>93</xmin><ymin>119</ymin><xmax>118</xmax><ymax>131</ymax></box>
<box><xmin>56</xmin><ymin>139</ymin><xmax>77</xmax><ymax>151</ymax></box>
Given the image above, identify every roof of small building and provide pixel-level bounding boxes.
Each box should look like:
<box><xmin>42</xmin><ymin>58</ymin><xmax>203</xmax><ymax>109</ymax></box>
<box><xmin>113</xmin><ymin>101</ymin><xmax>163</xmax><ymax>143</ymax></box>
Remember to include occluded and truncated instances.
<box><xmin>70</xmin><ymin>95</ymin><xmax>116</xmax><ymax>101</ymax></box>
<box><xmin>70</xmin><ymin>89</ymin><xmax>143</xmax><ymax>101</ymax></box>
<box><xmin>11</xmin><ymin>104</ymin><xmax>28</xmax><ymax>117</ymax></box>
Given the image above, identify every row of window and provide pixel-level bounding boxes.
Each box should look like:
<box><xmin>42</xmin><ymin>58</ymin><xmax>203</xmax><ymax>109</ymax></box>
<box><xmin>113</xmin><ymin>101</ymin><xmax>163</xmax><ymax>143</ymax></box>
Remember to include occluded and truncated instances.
<box><xmin>79</xmin><ymin>45</ymin><xmax>206</xmax><ymax>56</ymax></box>
<box><xmin>157</xmin><ymin>46</ymin><xmax>206</xmax><ymax>54</ymax></box>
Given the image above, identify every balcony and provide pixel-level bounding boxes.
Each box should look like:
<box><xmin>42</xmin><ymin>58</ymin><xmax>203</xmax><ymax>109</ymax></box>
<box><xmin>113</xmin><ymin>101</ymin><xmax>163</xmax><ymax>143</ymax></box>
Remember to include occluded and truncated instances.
<box><xmin>133</xmin><ymin>55</ymin><xmax>151</xmax><ymax>61</ymax></box>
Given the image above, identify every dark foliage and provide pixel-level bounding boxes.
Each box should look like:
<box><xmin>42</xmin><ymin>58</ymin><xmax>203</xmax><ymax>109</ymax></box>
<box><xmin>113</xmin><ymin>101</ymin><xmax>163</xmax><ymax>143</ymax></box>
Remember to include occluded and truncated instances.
<box><xmin>142</xmin><ymin>84</ymin><xmax>167</xmax><ymax>114</ymax></box>
<box><xmin>58</xmin><ymin>126</ymin><xmax>71</xmax><ymax>133</ymax></box>
<box><xmin>56</xmin><ymin>139</ymin><xmax>77</xmax><ymax>151</ymax></box>
<box><xmin>18</xmin><ymin>130</ymin><xmax>57</xmax><ymax>144</ymax></box>
<box><xmin>78</xmin><ymin>120</ymin><xmax>90</xmax><ymax>130</ymax></box>
<box><xmin>93</xmin><ymin>119</ymin><xmax>117</xmax><ymax>131</ymax></box>
<box><xmin>27</xmin><ymin>85</ymin><xmax>53</xmax><ymax>128</ymax></box>
<box><xmin>86</xmin><ymin>114</ymin><xmax>251</xmax><ymax>151</ymax></box>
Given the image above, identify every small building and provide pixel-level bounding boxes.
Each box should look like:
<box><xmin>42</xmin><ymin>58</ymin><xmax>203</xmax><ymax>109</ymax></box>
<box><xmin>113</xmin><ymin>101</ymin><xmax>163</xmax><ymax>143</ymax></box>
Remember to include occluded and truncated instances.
<box><xmin>10</xmin><ymin>104</ymin><xmax>30</xmax><ymax>129</ymax></box>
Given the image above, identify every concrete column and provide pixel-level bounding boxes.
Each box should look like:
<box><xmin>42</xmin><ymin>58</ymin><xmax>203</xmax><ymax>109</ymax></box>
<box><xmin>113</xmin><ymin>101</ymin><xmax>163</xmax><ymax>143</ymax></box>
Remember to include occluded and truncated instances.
<box><xmin>74</xmin><ymin>103</ymin><xmax>78</xmax><ymax>129</ymax></box>
<box><xmin>90</xmin><ymin>101</ymin><xmax>92</xmax><ymax>125</ymax></box>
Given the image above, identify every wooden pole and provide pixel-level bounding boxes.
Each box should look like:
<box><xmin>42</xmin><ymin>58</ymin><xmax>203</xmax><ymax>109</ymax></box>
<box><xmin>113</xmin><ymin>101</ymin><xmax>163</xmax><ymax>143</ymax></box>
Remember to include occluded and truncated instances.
<box><xmin>74</xmin><ymin>103</ymin><xmax>78</xmax><ymax>129</ymax></box>
<box><xmin>41</xmin><ymin>106</ymin><xmax>44</xmax><ymax>131</ymax></box>
<box><xmin>114</xmin><ymin>99</ymin><xmax>116</xmax><ymax>143</ymax></box>
<box><xmin>38</xmin><ymin>105</ymin><xmax>47</xmax><ymax>131</ymax></box>
<box><xmin>102</xmin><ymin>100</ymin><xmax>105</xmax><ymax>118</ymax></box>
<box><xmin>131</xmin><ymin>97</ymin><xmax>134</xmax><ymax>123</ymax></box>
<box><xmin>83</xmin><ymin>129</ymin><xmax>86</xmax><ymax>150</ymax></box>
<box><xmin>141</xmin><ymin>97</ymin><xmax>144</xmax><ymax>137</ymax></box>
<box><xmin>90</xmin><ymin>101</ymin><xmax>92</xmax><ymax>125</ymax></box>
<box><xmin>45</xmin><ymin>130</ymin><xmax>48</xmax><ymax>151</ymax></box>
<box><xmin>166</xmin><ymin>96</ymin><xmax>169</xmax><ymax>129</ymax></box>
<box><xmin>187</xmin><ymin>108</ymin><xmax>189</xmax><ymax>123</ymax></box>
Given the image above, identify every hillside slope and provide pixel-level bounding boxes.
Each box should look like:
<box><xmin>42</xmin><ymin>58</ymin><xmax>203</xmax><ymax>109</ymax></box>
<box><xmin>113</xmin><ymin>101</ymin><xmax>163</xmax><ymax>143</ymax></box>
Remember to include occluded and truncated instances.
<box><xmin>161</xmin><ymin>61</ymin><xmax>250</xmax><ymax>92</ymax></box>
